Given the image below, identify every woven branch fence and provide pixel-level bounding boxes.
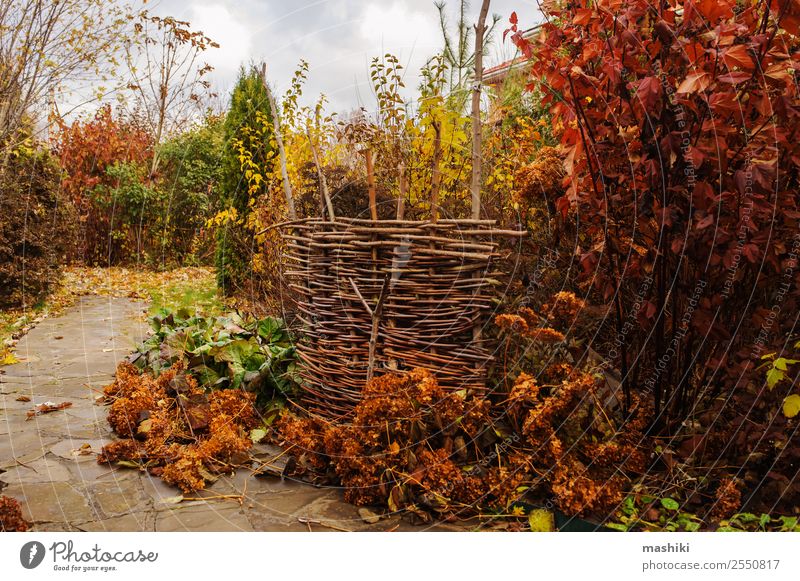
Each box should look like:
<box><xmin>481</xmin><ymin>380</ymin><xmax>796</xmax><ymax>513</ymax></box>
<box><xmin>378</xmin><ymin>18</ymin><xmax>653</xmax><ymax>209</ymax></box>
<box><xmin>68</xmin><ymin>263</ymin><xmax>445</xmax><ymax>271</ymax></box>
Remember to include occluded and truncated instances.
<box><xmin>281</xmin><ymin>216</ymin><xmax>524</xmax><ymax>419</ymax></box>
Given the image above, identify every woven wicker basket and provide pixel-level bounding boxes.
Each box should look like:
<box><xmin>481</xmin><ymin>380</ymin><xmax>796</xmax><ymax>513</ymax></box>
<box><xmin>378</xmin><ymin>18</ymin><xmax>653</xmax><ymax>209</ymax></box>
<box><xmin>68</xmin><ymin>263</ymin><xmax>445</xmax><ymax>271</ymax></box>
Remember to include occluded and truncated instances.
<box><xmin>281</xmin><ymin>217</ymin><xmax>522</xmax><ymax>419</ymax></box>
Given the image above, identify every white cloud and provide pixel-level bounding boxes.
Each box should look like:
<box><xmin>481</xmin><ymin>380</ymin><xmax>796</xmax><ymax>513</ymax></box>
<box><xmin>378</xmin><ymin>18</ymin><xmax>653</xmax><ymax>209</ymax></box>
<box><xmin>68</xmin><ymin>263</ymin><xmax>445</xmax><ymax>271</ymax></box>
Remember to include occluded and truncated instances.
<box><xmin>57</xmin><ymin>0</ymin><xmax>542</xmax><ymax>121</ymax></box>
<box><xmin>359</xmin><ymin>2</ymin><xmax>439</xmax><ymax>54</ymax></box>
<box><xmin>187</xmin><ymin>3</ymin><xmax>253</xmax><ymax>79</ymax></box>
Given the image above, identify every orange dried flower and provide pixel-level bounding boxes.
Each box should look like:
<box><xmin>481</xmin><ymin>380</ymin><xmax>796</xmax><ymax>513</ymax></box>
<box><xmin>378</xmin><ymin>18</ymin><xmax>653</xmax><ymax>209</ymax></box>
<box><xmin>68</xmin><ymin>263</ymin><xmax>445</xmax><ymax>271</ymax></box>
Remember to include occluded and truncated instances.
<box><xmin>0</xmin><ymin>495</ymin><xmax>30</xmax><ymax>532</ymax></box>
<box><xmin>508</xmin><ymin>372</ymin><xmax>541</xmax><ymax>406</ymax></box>
<box><xmin>209</xmin><ymin>389</ymin><xmax>260</xmax><ymax>430</ymax></box>
<box><xmin>710</xmin><ymin>478</ymin><xmax>741</xmax><ymax>521</ymax></box>
<box><xmin>544</xmin><ymin>291</ymin><xmax>586</xmax><ymax>323</ymax></box>
<box><xmin>519</xmin><ymin>307</ymin><xmax>541</xmax><ymax>326</ymax></box>
<box><xmin>418</xmin><ymin>448</ymin><xmax>463</xmax><ymax>500</ymax></box>
<box><xmin>97</xmin><ymin>439</ymin><xmax>145</xmax><ymax>464</ymax></box>
<box><xmin>495</xmin><ymin>314</ymin><xmax>530</xmax><ymax>334</ymax></box>
<box><xmin>513</xmin><ymin>146</ymin><xmax>564</xmax><ymax>206</ymax></box>
<box><xmin>527</xmin><ymin>327</ymin><xmax>565</xmax><ymax>343</ymax></box>
<box><xmin>99</xmin><ymin>362</ymin><xmax>260</xmax><ymax>494</ymax></box>
<box><xmin>161</xmin><ymin>447</ymin><xmax>207</xmax><ymax>493</ymax></box>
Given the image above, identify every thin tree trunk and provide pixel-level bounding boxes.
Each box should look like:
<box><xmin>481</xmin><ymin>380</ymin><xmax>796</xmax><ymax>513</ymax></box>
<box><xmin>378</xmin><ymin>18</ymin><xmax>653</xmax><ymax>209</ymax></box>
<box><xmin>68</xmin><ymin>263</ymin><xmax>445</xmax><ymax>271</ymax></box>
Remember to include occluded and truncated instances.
<box><xmin>469</xmin><ymin>0</ymin><xmax>491</xmax><ymax>220</ymax></box>
<box><xmin>260</xmin><ymin>63</ymin><xmax>296</xmax><ymax>220</ymax></box>
<box><xmin>150</xmin><ymin>111</ymin><xmax>164</xmax><ymax>180</ymax></box>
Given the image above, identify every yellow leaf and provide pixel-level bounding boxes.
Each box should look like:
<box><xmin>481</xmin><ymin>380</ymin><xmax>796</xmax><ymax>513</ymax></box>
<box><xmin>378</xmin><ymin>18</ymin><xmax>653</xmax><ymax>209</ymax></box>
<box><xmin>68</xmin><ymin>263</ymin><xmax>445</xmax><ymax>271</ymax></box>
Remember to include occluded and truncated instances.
<box><xmin>528</xmin><ymin>509</ymin><xmax>555</xmax><ymax>532</ymax></box>
<box><xmin>783</xmin><ymin>394</ymin><xmax>800</xmax><ymax>419</ymax></box>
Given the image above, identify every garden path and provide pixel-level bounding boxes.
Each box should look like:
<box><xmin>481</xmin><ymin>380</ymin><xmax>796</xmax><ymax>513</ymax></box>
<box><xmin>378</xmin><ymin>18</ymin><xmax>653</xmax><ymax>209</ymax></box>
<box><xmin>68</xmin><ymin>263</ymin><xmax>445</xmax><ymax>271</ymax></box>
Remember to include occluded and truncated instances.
<box><xmin>0</xmin><ymin>296</ymin><xmax>463</xmax><ymax>531</ymax></box>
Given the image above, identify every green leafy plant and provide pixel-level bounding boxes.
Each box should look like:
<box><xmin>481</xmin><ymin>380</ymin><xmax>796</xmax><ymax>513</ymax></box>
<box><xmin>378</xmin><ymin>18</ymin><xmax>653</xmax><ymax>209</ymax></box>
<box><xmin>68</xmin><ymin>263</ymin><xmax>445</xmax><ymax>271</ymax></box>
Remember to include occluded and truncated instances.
<box><xmin>718</xmin><ymin>514</ymin><xmax>800</xmax><ymax>533</ymax></box>
<box><xmin>609</xmin><ymin>494</ymin><xmax>701</xmax><ymax>532</ymax></box>
<box><xmin>131</xmin><ymin>308</ymin><xmax>299</xmax><ymax>405</ymax></box>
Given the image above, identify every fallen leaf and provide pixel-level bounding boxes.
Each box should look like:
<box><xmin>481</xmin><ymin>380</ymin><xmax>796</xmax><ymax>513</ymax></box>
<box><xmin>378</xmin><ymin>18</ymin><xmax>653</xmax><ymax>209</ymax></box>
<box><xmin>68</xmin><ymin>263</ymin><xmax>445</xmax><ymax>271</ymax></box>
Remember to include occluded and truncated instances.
<box><xmin>783</xmin><ymin>394</ymin><xmax>800</xmax><ymax>418</ymax></box>
<box><xmin>696</xmin><ymin>0</ymin><xmax>733</xmax><ymax>21</ymax></box>
<box><xmin>358</xmin><ymin>507</ymin><xmax>381</xmax><ymax>524</ymax></box>
<box><xmin>26</xmin><ymin>401</ymin><xmax>72</xmax><ymax>420</ymax></box>
<box><xmin>137</xmin><ymin>418</ymin><xmax>153</xmax><ymax>436</ymax></box>
<box><xmin>528</xmin><ymin>509</ymin><xmax>555</xmax><ymax>532</ymax></box>
<box><xmin>15</xmin><ymin>395</ymin><xmax>31</xmax><ymax>402</ymax></box>
<box><xmin>250</xmin><ymin>428</ymin><xmax>267</xmax><ymax>443</ymax></box>
<box><xmin>178</xmin><ymin>393</ymin><xmax>211</xmax><ymax>431</ymax></box>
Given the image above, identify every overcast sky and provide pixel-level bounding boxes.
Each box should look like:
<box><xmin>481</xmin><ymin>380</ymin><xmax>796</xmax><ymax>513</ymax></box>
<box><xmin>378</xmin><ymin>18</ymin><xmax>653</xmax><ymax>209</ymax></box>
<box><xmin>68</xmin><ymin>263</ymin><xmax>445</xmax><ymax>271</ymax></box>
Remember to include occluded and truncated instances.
<box><xmin>146</xmin><ymin>0</ymin><xmax>544</xmax><ymax>116</ymax></box>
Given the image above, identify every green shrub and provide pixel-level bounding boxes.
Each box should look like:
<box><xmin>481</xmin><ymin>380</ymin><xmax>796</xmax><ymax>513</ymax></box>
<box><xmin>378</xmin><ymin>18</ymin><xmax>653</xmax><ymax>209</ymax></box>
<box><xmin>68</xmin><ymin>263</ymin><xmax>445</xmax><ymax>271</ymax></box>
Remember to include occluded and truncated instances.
<box><xmin>215</xmin><ymin>66</ymin><xmax>274</xmax><ymax>295</ymax></box>
<box><xmin>157</xmin><ymin>115</ymin><xmax>225</xmax><ymax>265</ymax></box>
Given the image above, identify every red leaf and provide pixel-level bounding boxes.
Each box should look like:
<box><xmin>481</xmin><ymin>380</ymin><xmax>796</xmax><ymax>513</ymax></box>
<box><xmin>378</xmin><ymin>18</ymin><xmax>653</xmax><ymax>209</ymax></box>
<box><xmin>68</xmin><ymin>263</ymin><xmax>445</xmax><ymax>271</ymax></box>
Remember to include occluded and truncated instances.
<box><xmin>764</xmin><ymin>62</ymin><xmax>791</xmax><ymax>83</ymax></box>
<box><xmin>717</xmin><ymin>71</ymin><xmax>751</xmax><ymax>84</ymax></box>
<box><xmin>696</xmin><ymin>0</ymin><xmax>734</xmax><ymax>22</ymax></box>
<box><xmin>743</xmin><ymin>244</ymin><xmax>760</xmax><ymax>263</ymax></box>
<box><xmin>683</xmin><ymin>42</ymin><xmax>707</xmax><ymax>65</ymax></box>
<box><xmin>696</xmin><ymin>214</ymin><xmax>714</xmax><ymax>230</ymax></box>
<box><xmin>556</xmin><ymin>195</ymin><xmax>571</xmax><ymax>219</ymax></box>
<box><xmin>510</xmin><ymin>11</ymin><xmax>518</xmax><ymax>25</ymax></box>
<box><xmin>511</xmin><ymin>31</ymin><xmax>532</xmax><ymax>58</ymax></box>
<box><xmin>722</xmin><ymin>44</ymin><xmax>754</xmax><ymax>71</ymax></box>
<box><xmin>573</xmin><ymin>9</ymin><xmax>593</xmax><ymax>26</ymax></box>
<box><xmin>677</xmin><ymin>71</ymin><xmax>711</xmax><ymax>94</ymax></box>
<box><xmin>633</xmin><ymin>76</ymin><xmax>661</xmax><ymax>109</ymax></box>
<box><xmin>686</xmin><ymin>145</ymin><xmax>705</xmax><ymax>167</ymax></box>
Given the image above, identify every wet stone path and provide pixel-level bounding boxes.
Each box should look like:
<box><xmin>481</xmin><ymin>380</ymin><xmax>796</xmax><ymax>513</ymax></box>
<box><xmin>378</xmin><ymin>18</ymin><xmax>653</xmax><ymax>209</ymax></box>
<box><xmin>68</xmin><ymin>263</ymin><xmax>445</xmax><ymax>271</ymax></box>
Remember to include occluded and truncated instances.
<box><xmin>0</xmin><ymin>296</ymin><xmax>463</xmax><ymax>532</ymax></box>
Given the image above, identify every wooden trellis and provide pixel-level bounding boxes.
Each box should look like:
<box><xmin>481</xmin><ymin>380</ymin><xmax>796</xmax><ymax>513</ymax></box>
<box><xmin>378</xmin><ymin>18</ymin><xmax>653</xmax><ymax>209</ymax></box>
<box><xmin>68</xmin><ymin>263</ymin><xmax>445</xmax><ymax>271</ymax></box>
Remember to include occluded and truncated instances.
<box><xmin>281</xmin><ymin>217</ymin><xmax>523</xmax><ymax>419</ymax></box>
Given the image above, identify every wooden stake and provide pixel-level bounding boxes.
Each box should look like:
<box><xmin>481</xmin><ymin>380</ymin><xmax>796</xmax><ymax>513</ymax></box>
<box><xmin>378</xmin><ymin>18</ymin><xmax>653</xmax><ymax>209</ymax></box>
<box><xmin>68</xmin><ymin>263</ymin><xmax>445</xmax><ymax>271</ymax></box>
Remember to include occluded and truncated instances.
<box><xmin>469</xmin><ymin>0</ymin><xmax>491</xmax><ymax>220</ymax></box>
<box><xmin>364</xmin><ymin>149</ymin><xmax>378</xmax><ymax>221</ymax></box>
<box><xmin>350</xmin><ymin>274</ymin><xmax>391</xmax><ymax>382</ymax></box>
<box><xmin>306</xmin><ymin>126</ymin><xmax>335</xmax><ymax>220</ymax></box>
<box><xmin>396</xmin><ymin>163</ymin><xmax>407</xmax><ymax>221</ymax></box>
<box><xmin>260</xmin><ymin>63</ymin><xmax>297</xmax><ymax>220</ymax></box>
<box><xmin>430</xmin><ymin>119</ymin><xmax>442</xmax><ymax>223</ymax></box>
<box><xmin>367</xmin><ymin>274</ymin><xmax>391</xmax><ymax>382</ymax></box>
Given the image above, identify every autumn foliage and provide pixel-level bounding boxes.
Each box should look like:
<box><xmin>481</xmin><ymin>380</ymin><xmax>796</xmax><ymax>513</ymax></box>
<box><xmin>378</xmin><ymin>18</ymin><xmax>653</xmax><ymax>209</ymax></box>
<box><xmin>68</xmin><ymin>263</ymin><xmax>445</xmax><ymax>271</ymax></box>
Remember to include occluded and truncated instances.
<box><xmin>509</xmin><ymin>0</ymin><xmax>800</xmax><ymax>510</ymax></box>
<box><xmin>54</xmin><ymin>105</ymin><xmax>153</xmax><ymax>264</ymax></box>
